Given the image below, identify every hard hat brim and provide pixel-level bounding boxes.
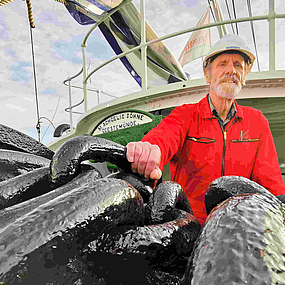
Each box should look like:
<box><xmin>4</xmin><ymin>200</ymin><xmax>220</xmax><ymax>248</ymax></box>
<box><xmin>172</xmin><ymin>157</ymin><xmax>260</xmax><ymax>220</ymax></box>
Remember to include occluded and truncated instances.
<box><xmin>202</xmin><ymin>34</ymin><xmax>256</xmax><ymax>72</ymax></box>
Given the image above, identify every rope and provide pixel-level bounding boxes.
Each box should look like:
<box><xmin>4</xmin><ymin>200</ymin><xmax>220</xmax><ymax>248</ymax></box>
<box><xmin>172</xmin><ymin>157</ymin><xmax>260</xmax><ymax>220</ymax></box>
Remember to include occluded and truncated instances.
<box><xmin>231</xmin><ymin>0</ymin><xmax>238</xmax><ymax>34</ymax></box>
<box><xmin>224</xmin><ymin>0</ymin><xmax>235</xmax><ymax>34</ymax></box>
<box><xmin>246</xmin><ymin>0</ymin><xmax>261</xmax><ymax>71</ymax></box>
<box><xmin>55</xmin><ymin>0</ymin><xmax>68</xmax><ymax>5</ymax></box>
<box><xmin>24</xmin><ymin>0</ymin><xmax>41</xmax><ymax>141</ymax></box>
<box><xmin>29</xmin><ymin>26</ymin><xmax>41</xmax><ymax>142</ymax></box>
<box><xmin>25</xmin><ymin>0</ymin><xmax>35</xmax><ymax>28</ymax></box>
<box><xmin>0</xmin><ymin>0</ymin><xmax>15</xmax><ymax>7</ymax></box>
<box><xmin>207</xmin><ymin>0</ymin><xmax>217</xmax><ymax>23</ymax></box>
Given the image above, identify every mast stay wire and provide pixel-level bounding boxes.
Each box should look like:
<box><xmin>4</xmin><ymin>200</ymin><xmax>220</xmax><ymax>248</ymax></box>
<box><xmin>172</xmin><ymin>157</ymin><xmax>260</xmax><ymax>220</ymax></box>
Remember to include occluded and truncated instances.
<box><xmin>40</xmin><ymin>92</ymin><xmax>60</xmax><ymax>142</ymax></box>
<box><xmin>224</xmin><ymin>0</ymin><xmax>235</xmax><ymax>34</ymax></box>
<box><xmin>25</xmin><ymin>0</ymin><xmax>60</xmax><ymax>143</ymax></box>
<box><xmin>25</xmin><ymin>0</ymin><xmax>41</xmax><ymax>142</ymax></box>
<box><xmin>246</xmin><ymin>0</ymin><xmax>261</xmax><ymax>71</ymax></box>
<box><xmin>231</xmin><ymin>0</ymin><xmax>239</xmax><ymax>34</ymax></box>
<box><xmin>207</xmin><ymin>0</ymin><xmax>217</xmax><ymax>23</ymax></box>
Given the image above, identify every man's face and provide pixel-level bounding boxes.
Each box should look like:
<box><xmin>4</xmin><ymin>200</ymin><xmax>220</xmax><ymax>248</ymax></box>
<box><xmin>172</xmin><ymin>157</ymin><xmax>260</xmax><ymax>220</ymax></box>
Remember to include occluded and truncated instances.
<box><xmin>206</xmin><ymin>53</ymin><xmax>246</xmax><ymax>100</ymax></box>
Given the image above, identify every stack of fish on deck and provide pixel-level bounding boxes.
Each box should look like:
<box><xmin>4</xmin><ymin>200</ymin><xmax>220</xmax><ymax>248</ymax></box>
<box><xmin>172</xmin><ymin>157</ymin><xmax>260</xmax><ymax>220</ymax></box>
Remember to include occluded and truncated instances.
<box><xmin>0</xmin><ymin>123</ymin><xmax>285</xmax><ymax>284</ymax></box>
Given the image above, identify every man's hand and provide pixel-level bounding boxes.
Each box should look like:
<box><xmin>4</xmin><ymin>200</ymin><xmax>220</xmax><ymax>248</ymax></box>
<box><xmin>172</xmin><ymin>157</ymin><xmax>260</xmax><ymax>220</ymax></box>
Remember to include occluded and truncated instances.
<box><xmin>126</xmin><ymin>141</ymin><xmax>162</xmax><ymax>180</ymax></box>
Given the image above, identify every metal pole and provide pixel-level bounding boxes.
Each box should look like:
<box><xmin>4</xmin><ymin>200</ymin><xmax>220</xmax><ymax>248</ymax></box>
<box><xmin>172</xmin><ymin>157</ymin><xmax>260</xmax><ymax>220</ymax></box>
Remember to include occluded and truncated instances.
<box><xmin>82</xmin><ymin>43</ymin><xmax>88</xmax><ymax>112</ymax></box>
<box><xmin>140</xmin><ymin>0</ymin><xmax>147</xmax><ymax>90</ymax></box>
<box><xmin>68</xmin><ymin>78</ymin><xmax>73</xmax><ymax>130</ymax></box>
<box><xmin>268</xmin><ymin>0</ymin><xmax>276</xmax><ymax>71</ymax></box>
<box><xmin>84</xmin><ymin>14</ymin><xmax>285</xmax><ymax>83</ymax></box>
<box><xmin>97</xmin><ymin>90</ymin><xmax>100</xmax><ymax>105</ymax></box>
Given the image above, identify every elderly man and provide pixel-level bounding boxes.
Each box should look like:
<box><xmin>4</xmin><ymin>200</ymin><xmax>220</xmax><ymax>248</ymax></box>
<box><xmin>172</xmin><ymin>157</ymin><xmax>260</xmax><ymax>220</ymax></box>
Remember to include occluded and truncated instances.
<box><xmin>126</xmin><ymin>34</ymin><xmax>285</xmax><ymax>225</ymax></box>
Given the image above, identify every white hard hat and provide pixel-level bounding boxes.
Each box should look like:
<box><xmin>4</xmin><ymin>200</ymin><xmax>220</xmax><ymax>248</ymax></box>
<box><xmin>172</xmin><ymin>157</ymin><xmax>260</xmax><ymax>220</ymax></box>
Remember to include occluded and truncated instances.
<box><xmin>203</xmin><ymin>34</ymin><xmax>255</xmax><ymax>72</ymax></box>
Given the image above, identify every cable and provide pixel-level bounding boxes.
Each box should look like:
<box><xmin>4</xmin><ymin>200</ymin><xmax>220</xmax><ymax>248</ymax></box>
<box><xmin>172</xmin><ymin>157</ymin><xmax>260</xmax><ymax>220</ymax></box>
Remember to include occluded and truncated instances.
<box><xmin>40</xmin><ymin>93</ymin><xmax>61</xmax><ymax>142</ymax></box>
<box><xmin>38</xmin><ymin>117</ymin><xmax>56</xmax><ymax>130</ymax></box>
<box><xmin>246</xmin><ymin>0</ymin><xmax>261</xmax><ymax>71</ymax></box>
<box><xmin>26</xmin><ymin>1</ymin><xmax>41</xmax><ymax>142</ymax></box>
<box><xmin>207</xmin><ymin>0</ymin><xmax>216</xmax><ymax>22</ymax></box>
<box><xmin>231</xmin><ymin>0</ymin><xmax>238</xmax><ymax>34</ymax></box>
<box><xmin>25</xmin><ymin>0</ymin><xmax>35</xmax><ymax>28</ymax></box>
<box><xmin>224</xmin><ymin>0</ymin><xmax>235</xmax><ymax>33</ymax></box>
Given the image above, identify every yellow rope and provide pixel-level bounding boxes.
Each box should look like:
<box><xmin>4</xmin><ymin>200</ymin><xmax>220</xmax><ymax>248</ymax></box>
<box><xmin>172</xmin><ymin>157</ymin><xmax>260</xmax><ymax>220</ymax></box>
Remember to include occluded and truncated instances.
<box><xmin>25</xmin><ymin>0</ymin><xmax>35</xmax><ymax>28</ymax></box>
<box><xmin>55</xmin><ymin>0</ymin><xmax>68</xmax><ymax>5</ymax></box>
<box><xmin>0</xmin><ymin>0</ymin><xmax>15</xmax><ymax>7</ymax></box>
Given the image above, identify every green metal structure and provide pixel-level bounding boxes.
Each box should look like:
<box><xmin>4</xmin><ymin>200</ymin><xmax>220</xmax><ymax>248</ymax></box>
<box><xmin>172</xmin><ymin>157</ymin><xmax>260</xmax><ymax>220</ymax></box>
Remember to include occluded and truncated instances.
<box><xmin>48</xmin><ymin>0</ymin><xmax>285</xmax><ymax>180</ymax></box>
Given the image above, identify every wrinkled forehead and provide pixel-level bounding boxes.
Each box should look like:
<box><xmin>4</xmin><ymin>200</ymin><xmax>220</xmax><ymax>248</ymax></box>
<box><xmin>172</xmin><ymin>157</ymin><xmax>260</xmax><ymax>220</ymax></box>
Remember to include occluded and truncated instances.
<box><xmin>210</xmin><ymin>51</ymin><xmax>246</xmax><ymax>67</ymax></box>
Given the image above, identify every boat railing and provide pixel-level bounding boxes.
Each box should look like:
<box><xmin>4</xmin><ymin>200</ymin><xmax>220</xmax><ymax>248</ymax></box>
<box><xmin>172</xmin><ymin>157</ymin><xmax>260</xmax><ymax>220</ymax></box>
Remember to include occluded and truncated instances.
<box><xmin>63</xmin><ymin>0</ymin><xmax>285</xmax><ymax>129</ymax></box>
<box><xmin>63</xmin><ymin>68</ymin><xmax>117</xmax><ymax>130</ymax></box>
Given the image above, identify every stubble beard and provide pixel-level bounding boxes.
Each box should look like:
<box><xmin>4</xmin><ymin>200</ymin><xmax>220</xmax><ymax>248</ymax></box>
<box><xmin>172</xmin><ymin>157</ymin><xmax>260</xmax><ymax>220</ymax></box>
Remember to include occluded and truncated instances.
<box><xmin>213</xmin><ymin>76</ymin><xmax>242</xmax><ymax>100</ymax></box>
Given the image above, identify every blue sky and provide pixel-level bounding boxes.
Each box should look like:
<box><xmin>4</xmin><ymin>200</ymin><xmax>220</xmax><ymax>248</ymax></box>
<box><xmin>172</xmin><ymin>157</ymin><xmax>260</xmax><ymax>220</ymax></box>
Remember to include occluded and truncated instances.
<box><xmin>0</xmin><ymin>0</ymin><xmax>284</xmax><ymax>145</ymax></box>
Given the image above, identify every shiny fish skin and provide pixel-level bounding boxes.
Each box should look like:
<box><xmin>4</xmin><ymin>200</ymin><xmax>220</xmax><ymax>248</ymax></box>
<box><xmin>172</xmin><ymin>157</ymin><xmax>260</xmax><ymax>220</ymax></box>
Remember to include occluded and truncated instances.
<box><xmin>0</xmin><ymin>178</ymin><xmax>144</xmax><ymax>284</ymax></box>
<box><xmin>50</xmin><ymin>135</ymin><xmax>131</xmax><ymax>187</ymax></box>
<box><xmin>182</xmin><ymin>193</ymin><xmax>285</xmax><ymax>284</ymax></box>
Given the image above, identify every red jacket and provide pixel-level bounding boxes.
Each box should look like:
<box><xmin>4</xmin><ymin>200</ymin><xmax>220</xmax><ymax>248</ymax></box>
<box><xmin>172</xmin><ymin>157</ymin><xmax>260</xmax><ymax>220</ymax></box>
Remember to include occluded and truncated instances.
<box><xmin>142</xmin><ymin>95</ymin><xmax>285</xmax><ymax>225</ymax></box>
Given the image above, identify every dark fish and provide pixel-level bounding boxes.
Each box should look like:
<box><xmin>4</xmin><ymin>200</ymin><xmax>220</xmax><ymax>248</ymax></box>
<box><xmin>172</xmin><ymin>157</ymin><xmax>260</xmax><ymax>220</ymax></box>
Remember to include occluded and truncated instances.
<box><xmin>0</xmin><ymin>149</ymin><xmax>50</xmax><ymax>182</ymax></box>
<box><xmin>181</xmin><ymin>193</ymin><xmax>285</xmax><ymax>284</ymax></box>
<box><xmin>0</xmin><ymin>124</ymin><xmax>54</xmax><ymax>159</ymax></box>
<box><xmin>50</xmin><ymin>135</ymin><xmax>132</xmax><ymax>187</ymax></box>
<box><xmin>0</xmin><ymin>178</ymin><xmax>144</xmax><ymax>284</ymax></box>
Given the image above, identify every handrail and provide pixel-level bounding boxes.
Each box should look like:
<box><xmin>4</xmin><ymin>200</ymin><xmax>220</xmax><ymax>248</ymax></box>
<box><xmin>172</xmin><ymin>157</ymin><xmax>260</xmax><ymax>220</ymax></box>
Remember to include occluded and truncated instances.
<box><xmin>81</xmin><ymin>0</ymin><xmax>132</xmax><ymax>46</ymax></box>
<box><xmin>61</xmin><ymin>1</ymin><xmax>132</xmax><ymax>127</ymax></box>
<box><xmin>62</xmin><ymin>67</ymin><xmax>117</xmax><ymax>127</ymax></box>
<box><xmin>84</xmin><ymin>12</ymin><xmax>285</xmax><ymax>84</ymax></box>
<box><xmin>63</xmin><ymin>0</ymin><xmax>284</xmax><ymax>131</ymax></box>
<box><xmin>63</xmin><ymin>67</ymin><xmax>83</xmax><ymax>85</ymax></box>
<box><xmin>81</xmin><ymin>0</ymin><xmax>133</xmax><ymax>112</ymax></box>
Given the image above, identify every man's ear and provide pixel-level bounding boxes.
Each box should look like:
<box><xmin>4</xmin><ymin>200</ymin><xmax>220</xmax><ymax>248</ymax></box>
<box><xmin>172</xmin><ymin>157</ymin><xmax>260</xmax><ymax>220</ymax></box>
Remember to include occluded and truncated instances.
<box><xmin>204</xmin><ymin>67</ymin><xmax>211</xmax><ymax>83</ymax></box>
<box><xmin>241</xmin><ymin>65</ymin><xmax>249</xmax><ymax>86</ymax></box>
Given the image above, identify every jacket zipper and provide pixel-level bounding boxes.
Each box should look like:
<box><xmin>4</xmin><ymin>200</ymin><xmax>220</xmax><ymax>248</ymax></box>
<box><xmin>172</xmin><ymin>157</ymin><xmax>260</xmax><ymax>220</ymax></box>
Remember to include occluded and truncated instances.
<box><xmin>220</xmin><ymin>117</ymin><xmax>238</xmax><ymax>176</ymax></box>
<box><xmin>221</xmin><ymin>131</ymin><xmax>226</xmax><ymax>176</ymax></box>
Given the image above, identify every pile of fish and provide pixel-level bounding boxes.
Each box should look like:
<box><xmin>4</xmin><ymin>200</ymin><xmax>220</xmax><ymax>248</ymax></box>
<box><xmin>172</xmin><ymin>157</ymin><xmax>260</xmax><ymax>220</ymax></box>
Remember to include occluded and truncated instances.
<box><xmin>0</xmin><ymin>124</ymin><xmax>285</xmax><ymax>284</ymax></box>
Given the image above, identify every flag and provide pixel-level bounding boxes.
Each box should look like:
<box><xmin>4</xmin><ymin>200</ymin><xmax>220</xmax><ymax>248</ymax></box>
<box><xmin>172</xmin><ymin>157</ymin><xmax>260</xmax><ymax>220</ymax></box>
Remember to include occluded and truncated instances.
<box><xmin>178</xmin><ymin>7</ymin><xmax>211</xmax><ymax>67</ymax></box>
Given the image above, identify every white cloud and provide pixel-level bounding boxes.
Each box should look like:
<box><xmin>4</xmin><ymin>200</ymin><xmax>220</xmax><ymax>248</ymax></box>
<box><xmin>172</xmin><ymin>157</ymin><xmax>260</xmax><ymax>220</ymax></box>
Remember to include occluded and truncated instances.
<box><xmin>0</xmin><ymin>0</ymin><xmax>284</xmax><ymax>145</ymax></box>
<box><xmin>4</xmin><ymin>103</ymin><xmax>26</xmax><ymax>112</ymax></box>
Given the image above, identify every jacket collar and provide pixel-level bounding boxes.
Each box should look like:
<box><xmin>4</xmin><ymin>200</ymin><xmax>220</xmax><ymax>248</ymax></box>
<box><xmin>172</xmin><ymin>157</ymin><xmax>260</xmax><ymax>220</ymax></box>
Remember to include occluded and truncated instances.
<box><xmin>198</xmin><ymin>94</ymin><xmax>244</xmax><ymax>119</ymax></box>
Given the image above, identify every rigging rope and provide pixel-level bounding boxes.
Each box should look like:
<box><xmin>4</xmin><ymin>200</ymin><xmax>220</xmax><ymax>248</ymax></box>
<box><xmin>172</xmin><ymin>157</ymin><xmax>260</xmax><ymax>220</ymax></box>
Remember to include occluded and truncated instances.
<box><xmin>25</xmin><ymin>0</ymin><xmax>35</xmax><ymax>28</ymax></box>
<box><xmin>25</xmin><ymin>0</ymin><xmax>41</xmax><ymax>141</ymax></box>
<box><xmin>231</xmin><ymin>0</ymin><xmax>238</xmax><ymax>34</ymax></box>
<box><xmin>55</xmin><ymin>0</ymin><xmax>68</xmax><ymax>5</ymax></box>
<box><xmin>207</xmin><ymin>0</ymin><xmax>217</xmax><ymax>23</ymax></box>
<box><xmin>0</xmin><ymin>0</ymin><xmax>15</xmax><ymax>7</ymax></box>
<box><xmin>224</xmin><ymin>0</ymin><xmax>235</xmax><ymax>34</ymax></box>
<box><xmin>246</xmin><ymin>0</ymin><xmax>261</xmax><ymax>71</ymax></box>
